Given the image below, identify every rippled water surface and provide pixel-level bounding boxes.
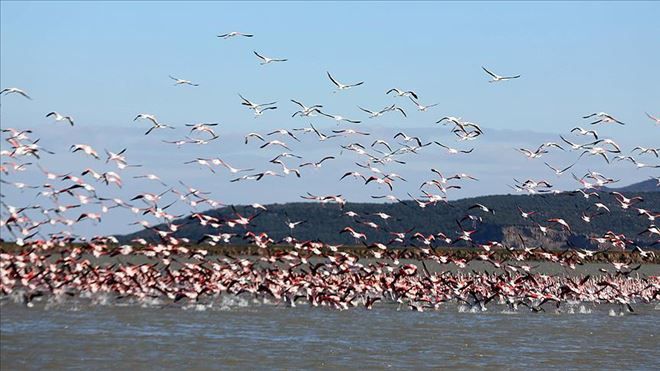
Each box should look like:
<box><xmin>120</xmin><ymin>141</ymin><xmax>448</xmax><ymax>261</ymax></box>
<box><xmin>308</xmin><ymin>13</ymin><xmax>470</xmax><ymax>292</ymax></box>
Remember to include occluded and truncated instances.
<box><xmin>2</xmin><ymin>299</ymin><xmax>659</xmax><ymax>370</ymax></box>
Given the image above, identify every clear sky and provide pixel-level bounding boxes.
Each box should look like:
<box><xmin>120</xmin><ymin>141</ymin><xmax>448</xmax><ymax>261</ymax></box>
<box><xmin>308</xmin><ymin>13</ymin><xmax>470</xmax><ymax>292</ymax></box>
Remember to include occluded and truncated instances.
<box><xmin>1</xmin><ymin>1</ymin><xmax>659</xmax><ymax>237</ymax></box>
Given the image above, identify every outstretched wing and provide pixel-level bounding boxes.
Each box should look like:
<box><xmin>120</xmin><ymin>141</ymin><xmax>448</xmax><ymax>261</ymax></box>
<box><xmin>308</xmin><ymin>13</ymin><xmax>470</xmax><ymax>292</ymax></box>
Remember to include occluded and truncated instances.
<box><xmin>481</xmin><ymin>66</ymin><xmax>498</xmax><ymax>78</ymax></box>
<box><xmin>253</xmin><ymin>51</ymin><xmax>266</xmax><ymax>61</ymax></box>
<box><xmin>327</xmin><ymin>72</ymin><xmax>341</xmax><ymax>88</ymax></box>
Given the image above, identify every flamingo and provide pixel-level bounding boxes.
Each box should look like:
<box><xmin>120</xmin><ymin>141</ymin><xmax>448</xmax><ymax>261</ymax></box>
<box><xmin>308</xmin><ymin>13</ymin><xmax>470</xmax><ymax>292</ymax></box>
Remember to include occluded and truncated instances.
<box><xmin>169</xmin><ymin>75</ymin><xmax>199</xmax><ymax>86</ymax></box>
<box><xmin>211</xmin><ymin>158</ymin><xmax>254</xmax><ymax>174</ymax></box>
<box><xmin>408</xmin><ymin>97</ymin><xmax>439</xmax><ymax>112</ymax></box>
<box><xmin>434</xmin><ymin>142</ymin><xmax>473</xmax><ymax>155</ymax></box>
<box><xmin>482</xmin><ymin>66</ymin><xmax>521</xmax><ymax>82</ymax></box>
<box><xmin>327</xmin><ymin>71</ymin><xmax>364</xmax><ymax>92</ymax></box>
<box><xmin>583</xmin><ymin>112</ymin><xmax>625</xmax><ymax>125</ymax></box>
<box><xmin>318</xmin><ymin>112</ymin><xmax>361</xmax><ymax>124</ymax></box>
<box><xmin>254</xmin><ymin>51</ymin><xmax>287</xmax><ymax>65</ymax></box>
<box><xmin>645</xmin><ymin>112</ymin><xmax>660</xmax><ymax>124</ymax></box>
<box><xmin>548</xmin><ymin>218</ymin><xmax>571</xmax><ymax>232</ymax></box>
<box><xmin>291</xmin><ymin>99</ymin><xmax>323</xmax><ymax>117</ymax></box>
<box><xmin>544</xmin><ymin>162</ymin><xmax>576</xmax><ymax>176</ymax></box>
<box><xmin>46</xmin><ymin>112</ymin><xmax>74</xmax><ymax>126</ymax></box>
<box><xmin>239</xmin><ymin>93</ymin><xmax>277</xmax><ymax>110</ymax></box>
<box><xmin>217</xmin><ymin>31</ymin><xmax>253</xmax><ymax>39</ymax></box>
<box><xmin>134</xmin><ymin>113</ymin><xmax>159</xmax><ymax>125</ymax></box>
<box><xmin>1</xmin><ymin>87</ymin><xmax>32</xmax><ymax>99</ymax></box>
<box><xmin>386</xmin><ymin>88</ymin><xmax>418</xmax><ymax>99</ymax></box>
<box><xmin>260</xmin><ymin>140</ymin><xmax>291</xmax><ymax>150</ymax></box>
<box><xmin>300</xmin><ymin>156</ymin><xmax>335</xmax><ymax>169</ymax></box>
<box><xmin>570</xmin><ymin>127</ymin><xmax>598</xmax><ymax>139</ymax></box>
<box><xmin>70</xmin><ymin>144</ymin><xmax>100</xmax><ymax>159</ymax></box>
<box><xmin>144</xmin><ymin>122</ymin><xmax>175</xmax><ymax>135</ymax></box>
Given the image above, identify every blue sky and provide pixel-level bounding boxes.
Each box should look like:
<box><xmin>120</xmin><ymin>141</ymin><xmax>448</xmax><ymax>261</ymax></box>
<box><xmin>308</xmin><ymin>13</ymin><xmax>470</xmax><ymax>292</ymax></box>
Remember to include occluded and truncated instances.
<box><xmin>1</xmin><ymin>2</ymin><xmax>659</xmax><ymax>237</ymax></box>
<box><xmin>2</xmin><ymin>1</ymin><xmax>659</xmax><ymax>130</ymax></box>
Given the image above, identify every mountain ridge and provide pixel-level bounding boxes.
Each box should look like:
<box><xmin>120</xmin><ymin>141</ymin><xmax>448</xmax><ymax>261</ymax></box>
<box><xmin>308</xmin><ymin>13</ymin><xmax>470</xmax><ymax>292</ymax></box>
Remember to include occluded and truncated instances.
<box><xmin>119</xmin><ymin>180</ymin><xmax>659</xmax><ymax>248</ymax></box>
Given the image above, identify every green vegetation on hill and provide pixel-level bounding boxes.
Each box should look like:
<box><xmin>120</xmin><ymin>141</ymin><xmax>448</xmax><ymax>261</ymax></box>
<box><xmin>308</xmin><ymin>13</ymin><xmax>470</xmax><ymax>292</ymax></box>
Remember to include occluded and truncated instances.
<box><xmin>119</xmin><ymin>190</ymin><xmax>660</xmax><ymax>248</ymax></box>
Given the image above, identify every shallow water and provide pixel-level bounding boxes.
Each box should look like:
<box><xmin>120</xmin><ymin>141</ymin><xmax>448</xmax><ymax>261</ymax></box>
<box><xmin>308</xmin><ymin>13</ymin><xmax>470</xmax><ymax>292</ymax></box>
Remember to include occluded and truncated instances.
<box><xmin>2</xmin><ymin>299</ymin><xmax>659</xmax><ymax>370</ymax></box>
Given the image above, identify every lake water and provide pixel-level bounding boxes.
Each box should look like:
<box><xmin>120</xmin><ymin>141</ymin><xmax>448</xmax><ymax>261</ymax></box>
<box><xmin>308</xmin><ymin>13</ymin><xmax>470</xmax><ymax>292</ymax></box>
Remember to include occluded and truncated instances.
<box><xmin>2</xmin><ymin>297</ymin><xmax>659</xmax><ymax>370</ymax></box>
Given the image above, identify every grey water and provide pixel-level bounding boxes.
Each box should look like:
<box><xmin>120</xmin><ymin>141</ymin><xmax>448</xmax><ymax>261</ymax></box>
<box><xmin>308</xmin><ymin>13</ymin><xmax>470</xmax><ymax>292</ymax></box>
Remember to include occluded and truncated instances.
<box><xmin>1</xmin><ymin>298</ymin><xmax>659</xmax><ymax>370</ymax></box>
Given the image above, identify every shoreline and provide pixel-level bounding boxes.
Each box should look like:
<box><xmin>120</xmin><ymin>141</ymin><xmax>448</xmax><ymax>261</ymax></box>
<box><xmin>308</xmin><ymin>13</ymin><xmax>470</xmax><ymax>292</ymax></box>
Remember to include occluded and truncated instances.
<box><xmin>2</xmin><ymin>243</ymin><xmax>658</xmax><ymax>264</ymax></box>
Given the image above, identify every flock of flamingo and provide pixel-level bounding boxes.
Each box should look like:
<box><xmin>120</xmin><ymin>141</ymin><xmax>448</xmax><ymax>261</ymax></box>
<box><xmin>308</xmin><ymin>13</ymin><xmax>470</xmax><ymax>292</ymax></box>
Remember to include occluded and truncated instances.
<box><xmin>1</xmin><ymin>30</ymin><xmax>659</xmax><ymax>312</ymax></box>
